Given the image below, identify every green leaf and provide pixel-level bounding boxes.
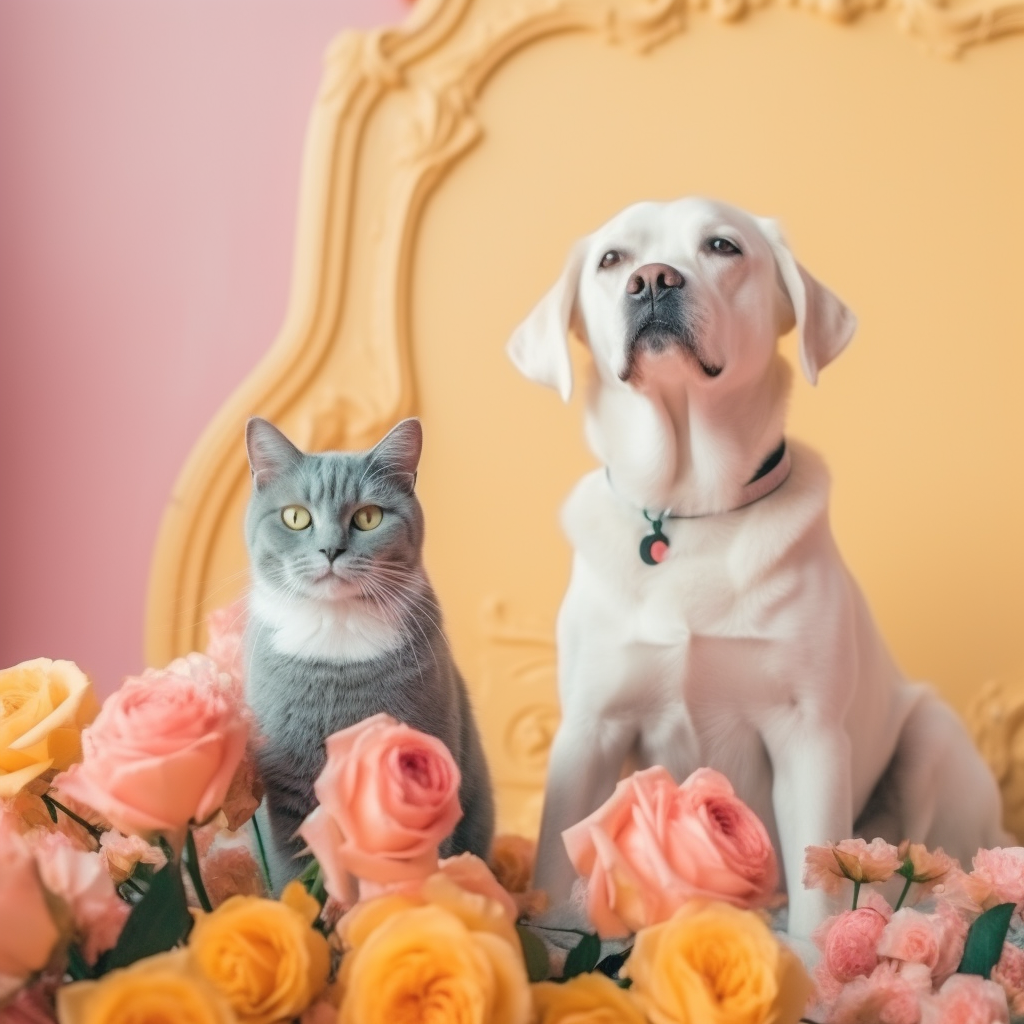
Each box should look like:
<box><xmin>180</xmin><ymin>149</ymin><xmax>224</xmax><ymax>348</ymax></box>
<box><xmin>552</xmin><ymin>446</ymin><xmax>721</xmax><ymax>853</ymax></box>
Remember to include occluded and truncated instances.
<box><xmin>562</xmin><ymin>932</ymin><xmax>601</xmax><ymax>980</ymax></box>
<box><xmin>41</xmin><ymin>795</ymin><xmax>59</xmax><ymax>825</ymax></box>
<box><xmin>95</xmin><ymin>861</ymin><xmax>193</xmax><ymax>974</ymax></box>
<box><xmin>596</xmin><ymin>947</ymin><xmax>633</xmax><ymax>980</ymax></box>
<box><xmin>516</xmin><ymin>924</ymin><xmax>550</xmax><ymax>983</ymax></box>
<box><xmin>958</xmin><ymin>902</ymin><xmax>1015</xmax><ymax>979</ymax></box>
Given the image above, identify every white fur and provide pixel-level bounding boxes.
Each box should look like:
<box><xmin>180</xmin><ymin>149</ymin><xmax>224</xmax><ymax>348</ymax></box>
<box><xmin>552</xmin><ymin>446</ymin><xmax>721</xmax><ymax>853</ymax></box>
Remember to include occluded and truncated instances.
<box><xmin>250</xmin><ymin>582</ymin><xmax>404</xmax><ymax>663</ymax></box>
<box><xmin>509</xmin><ymin>197</ymin><xmax>1007</xmax><ymax>939</ymax></box>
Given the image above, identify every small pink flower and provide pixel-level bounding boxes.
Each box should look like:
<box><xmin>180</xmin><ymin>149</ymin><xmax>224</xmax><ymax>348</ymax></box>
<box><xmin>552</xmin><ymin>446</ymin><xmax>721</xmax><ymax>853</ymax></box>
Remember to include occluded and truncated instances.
<box><xmin>804</xmin><ymin>838</ymin><xmax>902</xmax><ymax>894</ymax></box>
<box><xmin>816</xmin><ymin>893</ymin><xmax>892</xmax><ymax>985</ymax></box>
<box><xmin>27</xmin><ymin>831</ymin><xmax>129</xmax><ymax>965</ymax></box>
<box><xmin>98</xmin><ymin>830</ymin><xmax>166</xmax><ymax>885</ymax></box>
<box><xmin>968</xmin><ymin>848</ymin><xmax>1024</xmax><ymax>913</ymax></box>
<box><xmin>54</xmin><ymin>653</ymin><xmax>249</xmax><ymax>839</ymax></box>
<box><xmin>922</xmin><ymin>973</ymin><xmax>1010</xmax><ymax>1024</ymax></box>
<box><xmin>298</xmin><ymin>714</ymin><xmax>463</xmax><ymax>903</ymax></box>
<box><xmin>0</xmin><ymin>985</ymin><xmax>58</xmax><ymax>1024</ymax></box>
<box><xmin>832</xmin><ymin>961</ymin><xmax>932</xmax><ymax>1024</ymax></box>
<box><xmin>898</xmin><ymin>842</ymin><xmax>957</xmax><ymax>889</ymax></box>
<box><xmin>204</xmin><ymin>601</ymin><xmax>247</xmax><ymax>694</ymax></box>
<box><xmin>562</xmin><ymin>766</ymin><xmax>778</xmax><ymax>939</ymax></box>
<box><xmin>992</xmin><ymin>942</ymin><xmax>1024</xmax><ymax>1018</ymax></box>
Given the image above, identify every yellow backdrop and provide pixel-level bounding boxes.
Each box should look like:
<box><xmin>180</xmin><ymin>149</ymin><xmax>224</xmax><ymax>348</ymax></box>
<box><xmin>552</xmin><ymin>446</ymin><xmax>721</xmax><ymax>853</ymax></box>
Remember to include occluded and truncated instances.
<box><xmin>147</xmin><ymin>0</ymin><xmax>1024</xmax><ymax>837</ymax></box>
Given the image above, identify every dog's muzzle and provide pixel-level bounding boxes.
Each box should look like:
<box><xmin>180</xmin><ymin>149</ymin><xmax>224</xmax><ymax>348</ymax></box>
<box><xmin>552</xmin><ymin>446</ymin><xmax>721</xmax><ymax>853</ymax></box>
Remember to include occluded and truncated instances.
<box><xmin>621</xmin><ymin>263</ymin><xmax>720</xmax><ymax>380</ymax></box>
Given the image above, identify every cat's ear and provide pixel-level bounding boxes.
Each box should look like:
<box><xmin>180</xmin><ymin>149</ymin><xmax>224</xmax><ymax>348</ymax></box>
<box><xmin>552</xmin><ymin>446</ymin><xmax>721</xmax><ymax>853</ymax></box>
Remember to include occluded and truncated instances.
<box><xmin>246</xmin><ymin>417</ymin><xmax>303</xmax><ymax>489</ymax></box>
<box><xmin>369</xmin><ymin>418</ymin><xmax>422</xmax><ymax>492</ymax></box>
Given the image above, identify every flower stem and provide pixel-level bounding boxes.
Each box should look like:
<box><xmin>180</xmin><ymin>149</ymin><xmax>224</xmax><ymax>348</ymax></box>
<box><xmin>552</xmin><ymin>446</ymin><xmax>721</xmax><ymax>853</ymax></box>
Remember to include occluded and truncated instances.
<box><xmin>251</xmin><ymin>814</ymin><xmax>273</xmax><ymax>894</ymax></box>
<box><xmin>66</xmin><ymin>944</ymin><xmax>92</xmax><ymax>982</ymax></box>
<box><xmin>852</xmin><ymin>879</ymin><xmax>861</xmax><ymax>910</ymax></box>
<box><xmin>893</xmin><ymin>875</ymin><xmax>914</xmax><ymax>912</ymax></box>
<box><xmin>184</xmin><ymin>828</ymin><xmax>213</xmax><ymax>913</ymax></box>
<box><xmin>43</xmin><ymin>793</ymin><xmax>104</xmax><ymax>845</ymax></box>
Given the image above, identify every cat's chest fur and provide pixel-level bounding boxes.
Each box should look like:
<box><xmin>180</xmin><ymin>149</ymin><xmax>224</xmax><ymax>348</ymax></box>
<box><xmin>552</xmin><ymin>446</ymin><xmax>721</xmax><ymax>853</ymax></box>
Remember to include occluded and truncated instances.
<box><xmin>250</xmin><ymin>584</ymin><xmax>404</xmax><ymax>664</ymax></box>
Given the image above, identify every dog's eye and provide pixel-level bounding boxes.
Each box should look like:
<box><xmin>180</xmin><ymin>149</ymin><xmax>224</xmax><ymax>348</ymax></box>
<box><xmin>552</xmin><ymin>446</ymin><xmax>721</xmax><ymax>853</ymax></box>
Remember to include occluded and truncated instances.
<box><xmin>599</xmin><ymin>251</ymin><xmax>622</xmax><ymax>269</ymax></box>
<box><xmin>708</xmin><ymin>238</ymin><xmax>742</xmax><ymax>256</ymax></box>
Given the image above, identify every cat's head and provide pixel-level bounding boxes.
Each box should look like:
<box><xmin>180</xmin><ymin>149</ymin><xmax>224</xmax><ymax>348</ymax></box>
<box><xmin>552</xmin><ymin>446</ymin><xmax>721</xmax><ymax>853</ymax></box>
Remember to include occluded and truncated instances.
<box><xmin>244</xmin><ymin>418</ymin><xmax>424</xmax><ymax>605</ymax></box>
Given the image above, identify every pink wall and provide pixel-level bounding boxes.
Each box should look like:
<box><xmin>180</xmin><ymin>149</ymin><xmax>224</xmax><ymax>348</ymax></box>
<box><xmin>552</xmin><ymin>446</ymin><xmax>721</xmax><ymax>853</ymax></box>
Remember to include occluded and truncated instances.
<box><xmin>0</xmin><ymin>0</ymin><xmax>406</xmax><ymax>695</ymax></box>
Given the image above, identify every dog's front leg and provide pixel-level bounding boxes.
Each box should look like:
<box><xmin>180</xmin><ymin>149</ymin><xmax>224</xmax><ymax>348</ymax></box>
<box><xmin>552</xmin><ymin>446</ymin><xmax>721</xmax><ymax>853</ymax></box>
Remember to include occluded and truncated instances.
<box><xmin>533</xmin><ymin>563</ymin><xmax>641</xmax><ymax>904</ymax></box>
<box><xmin>762</xmin><ymin>715</ymin><xmax>853</xmax><ymax>940</ymax></box>
<box><xmin>533</xmin><ymin>715</ymin><xmax>637</xmax><ymax>904</ymax></box>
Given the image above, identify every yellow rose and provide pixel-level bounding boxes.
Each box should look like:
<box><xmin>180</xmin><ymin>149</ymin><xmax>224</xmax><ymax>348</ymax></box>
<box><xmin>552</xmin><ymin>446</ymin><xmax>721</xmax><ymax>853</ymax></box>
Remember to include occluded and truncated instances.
<box><xmin>533</xmin><ymin>972</ymin><xmax>646</xmax><ymax>1024</ymax></box>
<box><xmin>622</xmin><ymin>901</ymin><xmax>812</xmax><ymax>1024</ymax></box>
<box><xmin>338</xmin><ymin>900</ymin><xmax>531</xmax><ymax>1024</ymax></box>
<box><xmin>0</xmin><ymin>659</ymin><xmax>98</xmax><ymax>798</ymax></box>
<box><xmin>190</xmin><ymin>881</ymin><xmax>330</xmax><ymax>1024</ymax></box>
<box><xmin>56</xmin><ymin>949</ymin><xmax>236</xmax><ymax>1024</ymax></box>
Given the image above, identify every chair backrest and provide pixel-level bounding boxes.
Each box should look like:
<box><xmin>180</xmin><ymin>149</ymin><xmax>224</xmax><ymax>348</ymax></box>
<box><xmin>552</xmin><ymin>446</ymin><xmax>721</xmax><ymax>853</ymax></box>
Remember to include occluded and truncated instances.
<box><xmin>146</xmin><ymin>0</ymin><xmax>1024</xmax><ymax>837</ymax></box>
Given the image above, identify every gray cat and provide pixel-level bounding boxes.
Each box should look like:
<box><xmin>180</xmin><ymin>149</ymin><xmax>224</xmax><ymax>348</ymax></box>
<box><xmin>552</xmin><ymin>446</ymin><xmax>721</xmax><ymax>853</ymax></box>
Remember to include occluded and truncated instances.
<box><xmin>242</xmin><ymin>416</ymin><xmax>494</xmax><ymax>883</ymax></box>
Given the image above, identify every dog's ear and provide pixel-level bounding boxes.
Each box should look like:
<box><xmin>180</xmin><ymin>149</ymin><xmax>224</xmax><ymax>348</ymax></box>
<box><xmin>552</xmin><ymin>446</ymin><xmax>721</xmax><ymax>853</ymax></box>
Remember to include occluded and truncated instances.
<box><xmin>757</xmin><ymin>218</ymin><xmax>857</xmax><ymax>386</ymax></box>
<box><xmin>506</xmin><ymin>237</ymin><xmax>590</xmax><ymax>402</ymax></box>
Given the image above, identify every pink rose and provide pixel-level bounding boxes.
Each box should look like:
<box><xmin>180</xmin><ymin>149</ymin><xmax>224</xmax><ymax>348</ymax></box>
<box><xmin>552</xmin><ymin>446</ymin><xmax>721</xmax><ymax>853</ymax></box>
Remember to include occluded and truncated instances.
<box><xmin>922</xmin><ymin>974</ymin><xmax>1010</xmax><ymax>1024</ymax></box>
<box><xmin>54</xmin><ymin>654</ymin><xmax>249</xmax><ymax>838</ymax></box>
<box><xmin>817</xmin><ymin>896</ymin><xmax>891</xmax><ymax>986</ymax></box>
<box><xmin>877</xmin><ymin>908</ymin><xmax>942</xmax><ymax>974</ymax></box>
<box><xmin>562</xmin><ymin>766</ymin><xmax>778</xmax><ymax>939</ymax></box>
<box><xmin>968</xmin><ymin>848</ymin><xmax>1024</xmax><ymax>913</ymax></box>
<box><xmin>28</xmin><ymin>831</ymin><xmax>129</xmax><ymax>964</ymax></box>
<box><xmin>298</xmin><ymin>714</ymin><xmax>463</xmax><ymax>902</ymax></box>
<box><xmin>992</xmin><ymin>942</ymin><xmax>1024</xmax><ymax>1017</ymax></box>
<box><xmin>898</xmin><ymin>842</ymin><xmax>957</xmax><ymax>889</ymax></box>
<box><xmin>832</xmin><ymin>961</ymin><xmax>932</xmax><ymax>1024</ymax></box>
<box><xmin>804</xmin><ymin>837</ymin><xmax>902</xmax><ymax>895</ymax></box>
<box><xmin>0</xmin><ymin>814</ymin><xmax>60</xmax><ymax>1002</ymax></box>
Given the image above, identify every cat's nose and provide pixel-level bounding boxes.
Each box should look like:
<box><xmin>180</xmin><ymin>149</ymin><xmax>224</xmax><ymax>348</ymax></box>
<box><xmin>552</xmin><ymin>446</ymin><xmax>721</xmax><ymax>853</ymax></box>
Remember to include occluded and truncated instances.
<box><xmin>320</xmin><ymin>547</ymin><xmax>344</xmax><ymax>564</ymax></box>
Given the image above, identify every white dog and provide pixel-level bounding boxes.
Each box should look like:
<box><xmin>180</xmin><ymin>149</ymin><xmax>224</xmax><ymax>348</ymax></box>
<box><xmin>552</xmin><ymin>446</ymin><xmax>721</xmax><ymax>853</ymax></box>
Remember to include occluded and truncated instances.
<box><xmin>507</xmin><ymin>196</ymin><xmax>1007</xmax><ymax>938</ymax></box>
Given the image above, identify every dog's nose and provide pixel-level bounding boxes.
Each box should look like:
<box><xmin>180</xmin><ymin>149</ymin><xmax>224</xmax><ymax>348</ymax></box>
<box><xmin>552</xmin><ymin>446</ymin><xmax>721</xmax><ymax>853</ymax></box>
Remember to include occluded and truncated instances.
<box><xmin>626</xmin><ymin>263</ymin><xmax>685</xmax><ymax>301</ymax></box>
<box><xmin>320</xmin><ymin>547</ymin><xmax>344</xmax><ymax>564</ymax></box>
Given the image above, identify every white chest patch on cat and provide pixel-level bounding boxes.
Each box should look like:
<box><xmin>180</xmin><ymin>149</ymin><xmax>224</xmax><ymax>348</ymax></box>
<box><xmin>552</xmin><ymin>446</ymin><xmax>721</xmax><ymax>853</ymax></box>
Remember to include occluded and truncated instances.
<box><xmin>251</xmin><ymin>584</ymin><xmax>405</xmax><ymax>663</ymax></box>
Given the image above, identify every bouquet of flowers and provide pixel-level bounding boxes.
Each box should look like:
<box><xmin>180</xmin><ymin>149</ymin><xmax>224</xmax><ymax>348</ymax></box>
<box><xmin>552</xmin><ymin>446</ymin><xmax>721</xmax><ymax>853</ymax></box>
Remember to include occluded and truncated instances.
<box><xmin>1</xmin><ymin>611</ymin><xmax>1023</xmax><ymax>1024</ymax></box>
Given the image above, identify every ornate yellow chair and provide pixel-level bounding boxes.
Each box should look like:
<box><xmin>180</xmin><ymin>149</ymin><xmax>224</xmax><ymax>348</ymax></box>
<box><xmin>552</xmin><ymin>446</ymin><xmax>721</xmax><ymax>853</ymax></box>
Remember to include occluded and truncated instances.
<box><xmin>145</xmin><ymin>0</ymin><xmax>1024</xmax><ymax>838</ymax></box>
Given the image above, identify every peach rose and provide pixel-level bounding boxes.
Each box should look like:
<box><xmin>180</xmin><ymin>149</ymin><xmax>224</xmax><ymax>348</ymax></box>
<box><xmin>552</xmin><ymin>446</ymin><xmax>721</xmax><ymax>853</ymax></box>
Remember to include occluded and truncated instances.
<box><xmin>0</xmin><ymin>659</ymin><xmax>98</xmax><ymax>799</ymax></box>
<box><xmin>832</xmin><ymin>961</ymin><xmax>932</xmax><ymax>1024</ymax></box>
<box><xmin>28</xmin><ymin>831</ymin><xmax>130</xmax><ymax>965</ymax></box>
<box><xmin>923</xmin><ymin>973</ymin><xmax>1010</xmax><ymax>1024</ymax></box>
<box><xmin>54</xmin><ymin>654</ymin><xmax>249</xmax><ymax>839</ymax></box>
<box><xmin>967</xmin><ymin>848</ymin><xmax>1024</xmax><ymax>913</ymax></box>
<box><xmin>898</xmin><ymin>842</ymin><xmax>956</xmax><ymax>889</ymax></box>
<box><xmin>298</xmin><ymin>714</ymin><xmax>462</xmax><ymax>901</ymax></box>
<box><xmin>0</xmin><ymin>814</ymin><xmax>60</xmax><ymax>1003</ymax></box>
<box><xmin>803</xmin><ymin>838</ymin><xmax>902</xmax><ymax>895</ymax></box>
<box><xmin>562</xmin><ymin>766</ymin><xmax>778</xmax><ymax>938</ymax></box>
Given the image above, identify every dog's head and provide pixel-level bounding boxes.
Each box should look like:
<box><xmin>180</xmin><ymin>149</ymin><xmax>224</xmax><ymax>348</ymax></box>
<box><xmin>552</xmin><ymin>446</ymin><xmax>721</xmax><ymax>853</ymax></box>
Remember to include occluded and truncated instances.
<box><xmin>507</xmin><ymin>197</ymin><xmax>856</xmax><ymax>401</ymax></box>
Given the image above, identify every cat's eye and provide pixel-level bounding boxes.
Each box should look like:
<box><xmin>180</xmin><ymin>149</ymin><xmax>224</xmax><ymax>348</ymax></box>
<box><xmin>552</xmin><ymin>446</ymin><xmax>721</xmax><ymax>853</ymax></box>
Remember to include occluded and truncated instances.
<box><xmin>352</xmin><ymin>505</ymin><xmax>384</xmax><ymax>531</ymax></box>
<box><xmin>282</xmin><ymin>505</ymin><xmax>312</xmax><ymax>530</ymax></box>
